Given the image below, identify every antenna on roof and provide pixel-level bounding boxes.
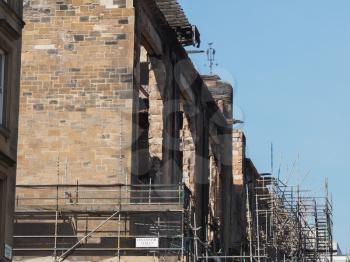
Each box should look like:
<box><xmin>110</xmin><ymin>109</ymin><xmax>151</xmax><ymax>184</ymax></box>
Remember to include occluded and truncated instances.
<box><xmin>206</xmin><ymin>43</ymin><xmax>218</xmax><ymax>75</ymax></box>
<box><xmin>271</xmin><ymin>142</ymin><xmax>274</xmax><ymax>175</ymax></box>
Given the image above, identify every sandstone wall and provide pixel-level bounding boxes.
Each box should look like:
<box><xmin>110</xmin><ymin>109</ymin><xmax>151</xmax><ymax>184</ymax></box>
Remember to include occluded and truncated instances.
<box><xmin>203</xmin><ymin>75</ymin><xmax>233</xmax><ymax>120</ymax></box>
<box><xmin>15</xmin><ymin>0</ymin><xmax>241</xmax><ymax>259</ymax></box>
<box><xmin>18</xmin><ymin>0</ymin><xmax>136</xmax><ymax>186</ymax></box>
<box><xmin>230</xmin><ymin>129</ymin><xmax>246</xmax><ymax>253</ymax></box>
<box><xmin>232</xmin><ymin>130</ymin><xmax>245</xmax><ymax>188</ymax></box>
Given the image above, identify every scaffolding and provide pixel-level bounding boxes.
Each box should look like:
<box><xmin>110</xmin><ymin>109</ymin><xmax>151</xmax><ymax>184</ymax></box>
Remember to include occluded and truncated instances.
<box><xmin>243</xmin><ymin>174</ymin><xmax>334</xmax><ymax>262</ymax></box>
<box><xmin>14</xmin><ymin>183</ymin><xmax>191</xmax><ymax>261</ymax></box>
<box><xmin>13</xmin><ymin>178</ymin><xmax>334</xmax><ymax>262</ymax></box>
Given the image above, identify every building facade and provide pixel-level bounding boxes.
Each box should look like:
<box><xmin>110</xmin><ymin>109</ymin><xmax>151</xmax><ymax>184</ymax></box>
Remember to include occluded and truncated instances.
<box><xmin>13</xmin><ymin>0</ymin><xmax>256</xmax><ymax>261</ymax></box>
<box><xmin>10</xmin><ymin>1</ymin><xmax>335</xmax><ymax>261</ymax></box>
<box><xmin>0</xmin><ymin>0</ymin><xmax>24</xmax><ymax>261</ymax></box>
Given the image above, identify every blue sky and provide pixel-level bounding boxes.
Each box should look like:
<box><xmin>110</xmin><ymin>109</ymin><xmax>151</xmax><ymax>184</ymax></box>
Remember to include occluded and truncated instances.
<box><xmin>179</xmin><ymin>0</ymin><xmax>350</xmax><ymax>253</ymax></box>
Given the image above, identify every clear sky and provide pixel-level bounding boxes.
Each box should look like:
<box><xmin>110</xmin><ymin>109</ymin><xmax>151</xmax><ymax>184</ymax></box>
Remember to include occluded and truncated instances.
<box><xmin>179</xmin><ymin>0</ymin><xmax>350</xmax><ymax>253</ymax></box>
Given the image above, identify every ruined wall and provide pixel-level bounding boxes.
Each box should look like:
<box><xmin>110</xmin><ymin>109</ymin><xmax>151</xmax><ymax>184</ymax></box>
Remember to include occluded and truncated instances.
<box><xmin>147</xmin><ymin>58</ymin><xmax>164</xmax><ymax>182</ymax></box>
<box><xmin>180</xmin><ymin>112</ymin><xmax>195</xmax><ymax>192</ymax></box>
<box><xmin>15</xmin><ymin>0</ymin><xmax>242</xmax><ymax>259</ymax></box>
<box><xmin>135</xmin><ymin>1</ymin><xmax>187</xmax><ymax>186</ymax></box>
<box><xmin>232</xmin><ymin>130</ymin><xmax>245</xmax><ymax>188</ymax></box>
<box><xmin>136</xmin><ymin>49</ymin><xmax>167</xmax><ymax>184</ymax></box>
<box><xmin>17</xmin><ymin>0</ymin><xmax>136</xmax><ymax>186</ymax></box>
<box><xmin>230</xmin><ymin>130</ymin><xmax>246</xmax><ymax>253</ymax></box>
<box><xmin>200</xmin><ymin>75</ymin><xmax>234</xmax><ymax>253</ymax></box>
<box><xmin>230</xmin><ymin>130</ymin><xmax>262</xmax><ymax>254</ymax></box>
<box><xmin>203</xmin><ymin>75</ymin><xmax>233</xmax><ymax>121</ymax></box>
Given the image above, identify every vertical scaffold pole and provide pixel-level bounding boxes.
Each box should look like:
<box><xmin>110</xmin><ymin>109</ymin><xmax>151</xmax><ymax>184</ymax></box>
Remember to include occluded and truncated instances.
<box><xmin>256</xmin><ymin>193</ymin><xmax>261</xmax><ymax>262</ymax></box>
<box><xmin>149</xmin><ymin>178</ymin><xmax>152</xmax><ymax>204</ymax></box>
<box><xmin>181</xmin><ymin>185</ymin><xmax>184</xmax><ymax>261</ymax></box>
<box><xmin>194</xmin><ymin>212</ymin><xmax>198</xmax><ymax>262</ymax></box>
<box><xmin>246</xmin><ymin>185</ymin><xmax>253</xmax><ymax>262</ymax></box>
<box><xmin>54</xmin><ymin>156</ymin><xmax>60</xmax><ymax>260</ymax></box>
<box><xmin>53</xmin><ymin>210</ymin><xmax>58</xmax><ymax>260</ymax></box>
<box><xmin>118</xmin><ymin>213</ymin><xmax>121</xmax><ymax>261</ymax></box>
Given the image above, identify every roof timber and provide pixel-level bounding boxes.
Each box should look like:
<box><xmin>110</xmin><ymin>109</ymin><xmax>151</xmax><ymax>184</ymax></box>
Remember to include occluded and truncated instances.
<box><xmin>155</xmin><ymin>0</ymin><xmax>190</xmax><ymax>29</ymax></box>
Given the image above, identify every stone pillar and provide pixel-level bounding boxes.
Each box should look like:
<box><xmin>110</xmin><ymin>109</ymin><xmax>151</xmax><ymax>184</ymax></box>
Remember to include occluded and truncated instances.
<box><xmin>148</xmin><ymin>56</ymin><xmax>164</xmax><ymax>183</ymax></box>
<box><xmin>181</xmin><ymin>111</ymin><xmax>195</xmax><ymax>192</ymax></box>
<box><xmin>232</xmin><ymin>131</ymin><xmax>245</xmax><ymax>189</ymax></box>
<box><xmin>194</xmin><ymin>108</ymin><xmax>210</xmax><ymax>247</ymax></box>
<box><xmin>230</xmin><ymin>130</ymin><xmax>246</xmax><ymax>253</ymax></box>
<box><xmin>161</xmin><ymin>53</ymin><xmax>175</xmax><ymax>185</ymax></box>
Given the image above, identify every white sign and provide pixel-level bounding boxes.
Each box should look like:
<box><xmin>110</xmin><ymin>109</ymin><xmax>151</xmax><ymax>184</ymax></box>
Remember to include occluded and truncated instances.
<box><xmin>4</xmin><ymin>244</ymin><xmax>12</xmax><ymax>260</ymax></box>
<box><xmin>136</xmin><ymin>238</ymin><xmax>159</xmax><ymax>248</ymax></box>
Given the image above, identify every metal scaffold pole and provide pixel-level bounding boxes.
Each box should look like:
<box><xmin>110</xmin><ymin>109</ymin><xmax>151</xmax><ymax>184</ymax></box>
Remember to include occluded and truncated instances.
<box><xmin>117</xmin><ymin>213</ymin><xmax>121</xmax><ymax>261</ymax></box>
<box><xmin>53</xmin><ymin>210</ymin><xmax>58</xmax><ymax>261</ymax></box>
<box><xmin>14</xmin><ymin>172</ymin><xmax>333</xmax><ymax>262</ymax></box>
<box><xmin>14</xmin><ymin>183</ymin><xmax>188</xmax><ymax>260</ymax></box>
<box><xmin>246</xmin><ymin>184</ymin><xmax>254</xmax><ymax>262</ymax></box>
<box><xmin>256</xmin><ymin>193</ymin><xmax>261</xmax><ymax>262</ymax></box>
<box><xmin>249</xmin><ymin>172</ymin><xmax>334</xmax><ymax>262</ymax></box>
<box><xmin>57</xmin><ymin>210</ymin><xmax>121</xmax><ymax>262</ymax></box>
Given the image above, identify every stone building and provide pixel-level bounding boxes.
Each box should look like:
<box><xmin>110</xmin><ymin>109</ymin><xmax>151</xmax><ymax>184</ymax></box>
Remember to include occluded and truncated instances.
<box><xmin>231</xmin><ymin>130</ymin><xmax>261</xmax><ymax>254</ymax></box>
<box><xmin>0</xmin><ymin>1</ymin><xmax>24</xmax><ymax>261</ymax></box>
<box><xmin>12</xmin><ymin>0</ymin><xmax>264</xmax><ymax>261</ymax></box>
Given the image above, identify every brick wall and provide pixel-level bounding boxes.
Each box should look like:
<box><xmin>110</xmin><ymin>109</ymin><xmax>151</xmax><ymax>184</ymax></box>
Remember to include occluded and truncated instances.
<box><xmin>17</xmin><ymin>0</ymin><xmax>136</xmax><ymax>186</ymax></box>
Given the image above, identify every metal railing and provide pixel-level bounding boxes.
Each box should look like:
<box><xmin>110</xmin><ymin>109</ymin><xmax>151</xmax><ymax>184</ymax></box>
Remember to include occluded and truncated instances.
<box><xmin>14</xmin><ymin>183</ymin><xmax>187</xmax><ymax>260</ymax></box>
<box><xmin>16</xmin><ymin>183</ymin><xmax>185</xmax><ymax>209</ymax></box>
